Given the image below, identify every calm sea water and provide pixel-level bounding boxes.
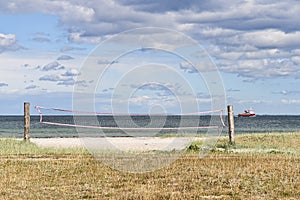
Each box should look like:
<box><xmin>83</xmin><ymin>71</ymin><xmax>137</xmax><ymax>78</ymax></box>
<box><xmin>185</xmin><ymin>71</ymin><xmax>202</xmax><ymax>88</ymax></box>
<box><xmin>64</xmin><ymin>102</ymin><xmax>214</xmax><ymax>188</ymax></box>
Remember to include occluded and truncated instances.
<box><xmin>0</xmin><ymin>115</ymin><xmax>299</xmax><ymax>138</ymax></box>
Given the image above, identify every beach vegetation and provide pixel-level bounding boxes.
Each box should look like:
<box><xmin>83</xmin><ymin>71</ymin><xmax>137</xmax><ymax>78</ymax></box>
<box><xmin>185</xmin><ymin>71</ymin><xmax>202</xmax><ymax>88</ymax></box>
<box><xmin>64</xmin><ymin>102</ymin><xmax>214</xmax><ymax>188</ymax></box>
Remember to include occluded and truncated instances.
<box><xmin>0</xmin><ymin>133</ymin><xmax>299</xmax><ymax>199</ymax></box>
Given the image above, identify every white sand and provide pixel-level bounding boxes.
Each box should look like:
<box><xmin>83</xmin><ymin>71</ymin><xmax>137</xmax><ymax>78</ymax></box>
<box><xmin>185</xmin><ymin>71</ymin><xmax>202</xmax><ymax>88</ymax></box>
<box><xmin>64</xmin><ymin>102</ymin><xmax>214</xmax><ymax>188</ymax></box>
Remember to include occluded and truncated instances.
<box><xmin>31</xmin><ymin>138</ymin><xmax>83</xmax><ymax>148</ymax></box>
<box><xmin>31</xmin><ymin>137</ymin><xmax>200</xmax><ymax>151</ymax></box>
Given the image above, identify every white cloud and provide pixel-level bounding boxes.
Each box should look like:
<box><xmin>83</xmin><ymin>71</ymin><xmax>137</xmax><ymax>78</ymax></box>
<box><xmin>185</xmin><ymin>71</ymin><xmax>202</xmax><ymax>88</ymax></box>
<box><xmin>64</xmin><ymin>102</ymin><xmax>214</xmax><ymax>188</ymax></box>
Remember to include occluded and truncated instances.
<box><xmin>57</xmin><ymin>79</ymin><xmax>75</xmax><ymax>86</ymax></box>
<box><xmin>1</xmin><ymin>0</ymin><xmax>300</xmax><ymax>82</ymax></box>
<box><xmin>57</xmin><ymin>55</ymin><xmax>74</xmax><ymax>60</ymax></box>
<box><xmin>55</xmin><ymin>1</ymin><xmax>95</xmax><ymax>23</ymax></box>
<box><xmin>128</xmin><ymin>95</ymin><xmax>177</xmax><ymax>108</ymax></box>
<box><xmin>62</xmin><ymin>68</ymin><xmax>80</xmax><ymax>76</ymax></box>
<box><xmin>42</xmin><ymin>61</ymin><xmax>65</xmax><ymax>71</ymax></box>
<box><xmin>39</xmin><ymin>74</ymin><xmax>69</xmax><ymax>82</ymax></box>
<box><xmin>0</xmin><ymin>33</ymin><xmax>23</xmax><ymax>53</ymax></box>
<box><xmin>131</xmin><ymin>82</ymin><xmax>170</xmax><ymax>91</ymax></box>
<box><xmin>39</xmin><ymin>73</ymin><xmax>77</xmax><ymax>86</ymax></box>
<box><xmin>39</xmin><ymin>71</ymin><xmax>84</xmax><ymax>86</ymax></box>
<box><xmin>0</xmin><ymin>33</ymin><xmax>15</xmax><ymax>46</ymax></box>
<box><xmin>0</xmin><ymin>1</ymin><xmax>95</xmax><ymax>23</ymax></box>
<box><xmin>68</xmin><ymin>32</ymin><xmax>101</xmax><ymax>44</ymax></box>
<box><xmin>179</xmin><ymin>62</ymin><xmax>197</xmax><ymax>73</ymax></box>
<box><xmin>129</xmin><ymin>95</ymin><xmax>150</xmax><ymax>105</ymax></box>
<box><xmin>238</xmin><ymin>99</ymin><xmax>272</xmax><ymax>104</ymax></box>
<box><xmin>240</xmin><ymin>29</ymin><xmax>300</xmax><ymax>49</ymax></box>
<box><xmin>198</xmin><ymin>26</ymin><xmax>238</xmax><ymax>38</ymax></box>
<box><xmin>281</xmin><ymin>99</ymin><xmax>300</xmax><ymax>104</ymax></box>
<box><xmin>218</xmin><ymin>53</ymin><xmax>300</xmax><ymax>79</ymax></box>
<box><xmin>273</xmin><ymin>90</ymin><xmax>300</xmax><ymax>95</ymax></box>
<box><xmin>130</xmin><ymin>81</ymin><xmax>187</xmax><ymax>97</ymax></box>
<box><xmin>25</xmin><ymin>84</ymin><xmax>38</xmax><ymax>90</ymax></box>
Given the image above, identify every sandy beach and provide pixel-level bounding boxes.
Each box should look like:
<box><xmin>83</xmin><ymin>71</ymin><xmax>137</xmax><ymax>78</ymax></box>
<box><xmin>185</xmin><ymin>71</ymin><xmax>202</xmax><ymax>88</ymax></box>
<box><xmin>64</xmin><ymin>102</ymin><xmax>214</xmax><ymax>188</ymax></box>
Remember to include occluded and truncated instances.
<box><xmin>31</xmin><ymin>137</ymin><xmax>199</xmax><ymax>151</ymax></box>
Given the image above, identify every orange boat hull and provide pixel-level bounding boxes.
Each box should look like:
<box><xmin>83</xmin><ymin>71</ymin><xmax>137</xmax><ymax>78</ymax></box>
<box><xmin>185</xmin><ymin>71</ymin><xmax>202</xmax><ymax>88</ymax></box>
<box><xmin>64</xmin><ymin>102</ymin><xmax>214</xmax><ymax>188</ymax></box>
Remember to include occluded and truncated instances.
<box><xmin>238</xmin><ymin>113</ymin><xmax>256</xmax><ymax>117</ymax></box>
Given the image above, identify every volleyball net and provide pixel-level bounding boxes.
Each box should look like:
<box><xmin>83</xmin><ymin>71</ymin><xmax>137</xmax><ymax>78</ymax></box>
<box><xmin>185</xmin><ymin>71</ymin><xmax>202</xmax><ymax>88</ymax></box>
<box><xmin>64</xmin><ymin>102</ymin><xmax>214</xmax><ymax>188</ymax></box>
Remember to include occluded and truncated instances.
<box><xmin>34</xmin><ymin>105</ymin><xmax>226</xmax><ymax>132</ymax></box>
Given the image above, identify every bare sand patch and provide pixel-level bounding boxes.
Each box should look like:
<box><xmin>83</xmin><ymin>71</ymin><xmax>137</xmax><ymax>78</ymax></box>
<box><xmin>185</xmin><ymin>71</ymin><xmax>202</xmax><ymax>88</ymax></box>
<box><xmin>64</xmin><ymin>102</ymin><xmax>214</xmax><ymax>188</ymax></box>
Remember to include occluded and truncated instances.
<box><xmin>31</xmin><ymin>137</ymin><xmax>200</xmax><ymax>151</ymax></box>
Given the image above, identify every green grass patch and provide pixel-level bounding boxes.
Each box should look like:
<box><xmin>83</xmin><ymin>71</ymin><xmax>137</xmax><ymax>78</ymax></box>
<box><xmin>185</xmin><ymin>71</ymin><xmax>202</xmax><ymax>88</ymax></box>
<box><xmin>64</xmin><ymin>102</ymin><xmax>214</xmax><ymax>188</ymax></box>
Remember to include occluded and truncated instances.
<box><xmin>0</xmin><ymin>138</ymin><xmax>88</xmax><ymax>155</ymax></box>
<box><xmin>234</xmin><ymin>132</ymin><xmax>300</xmax><ymax>149</ymax></box>
<box><xmin>213</xmin><ymin>132</ymin><xmax>300</xmax><ymax>155</ymax></box>
<box><xmin>187</xmin><ymin>132</ymin><xmax>300</xmax><ymax>155</ymax></box>
<box><xmin>160</xmin><ymin>133</ymin><xmax>206</xmax><ymax>138</ymax></box>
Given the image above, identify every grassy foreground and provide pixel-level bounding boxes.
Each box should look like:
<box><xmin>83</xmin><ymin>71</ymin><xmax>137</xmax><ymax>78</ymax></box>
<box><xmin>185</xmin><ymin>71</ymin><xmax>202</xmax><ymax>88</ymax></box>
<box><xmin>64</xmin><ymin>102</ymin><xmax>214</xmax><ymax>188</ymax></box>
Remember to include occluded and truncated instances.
<box><xmin>0</xmin><ymin>133</ymin><xmax>299</xmax><ymax>199</ymax></box>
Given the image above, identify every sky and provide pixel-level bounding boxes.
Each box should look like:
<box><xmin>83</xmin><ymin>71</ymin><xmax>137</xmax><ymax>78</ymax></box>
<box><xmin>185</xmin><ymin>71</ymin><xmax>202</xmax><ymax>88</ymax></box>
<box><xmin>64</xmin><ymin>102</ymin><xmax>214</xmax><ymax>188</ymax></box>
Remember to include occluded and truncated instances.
<box><xmin>0</xmin><ymin>0</ymin><xmax>299</xmax><ymax>115</ymax></box>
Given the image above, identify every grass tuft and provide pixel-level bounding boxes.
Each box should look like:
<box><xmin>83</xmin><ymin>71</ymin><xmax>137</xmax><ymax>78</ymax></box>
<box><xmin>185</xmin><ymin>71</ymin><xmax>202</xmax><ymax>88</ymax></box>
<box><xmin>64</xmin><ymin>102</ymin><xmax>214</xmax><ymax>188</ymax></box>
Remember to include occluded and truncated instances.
<box><xmin>0</xmin><ymin>138</ymin><xmax>88</xmax><ymax>155</ymax></box>
<box><xmin>189</xmin><ymin>132</ymin><xmax>300</xmax><ymax>155</ymax></box>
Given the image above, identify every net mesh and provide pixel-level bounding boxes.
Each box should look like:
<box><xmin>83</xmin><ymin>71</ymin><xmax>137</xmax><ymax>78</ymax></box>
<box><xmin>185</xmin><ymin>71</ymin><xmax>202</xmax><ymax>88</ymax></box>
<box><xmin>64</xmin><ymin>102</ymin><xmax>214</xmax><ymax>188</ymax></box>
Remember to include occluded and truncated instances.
<box><xmin>35</xmin><ymin>105</ymin><xmax>226</xmax><ymax>131</ymax></box>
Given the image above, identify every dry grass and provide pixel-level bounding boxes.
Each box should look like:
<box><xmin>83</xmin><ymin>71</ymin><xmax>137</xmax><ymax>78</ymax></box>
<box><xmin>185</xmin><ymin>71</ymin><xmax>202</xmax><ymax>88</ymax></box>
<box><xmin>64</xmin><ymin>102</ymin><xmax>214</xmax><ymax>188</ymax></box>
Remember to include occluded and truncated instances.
<box><xmin>0</xmin><ymin>134</ymin><xmax>299</xmax><ymax>199</ymax></box>
<box><xmin>1</xmin><ymin>154</ymin><xmax>299</xmax><ymax>199</ymax></box>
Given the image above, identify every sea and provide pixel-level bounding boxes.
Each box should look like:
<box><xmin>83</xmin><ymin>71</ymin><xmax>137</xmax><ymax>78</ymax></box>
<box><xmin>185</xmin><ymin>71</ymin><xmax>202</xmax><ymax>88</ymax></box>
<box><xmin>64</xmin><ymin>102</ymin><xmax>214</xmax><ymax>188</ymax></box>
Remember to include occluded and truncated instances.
<box><xmin>0</xmin><ymin>115</ymin><xmax>299</xmax><ymax>138</ymax></box>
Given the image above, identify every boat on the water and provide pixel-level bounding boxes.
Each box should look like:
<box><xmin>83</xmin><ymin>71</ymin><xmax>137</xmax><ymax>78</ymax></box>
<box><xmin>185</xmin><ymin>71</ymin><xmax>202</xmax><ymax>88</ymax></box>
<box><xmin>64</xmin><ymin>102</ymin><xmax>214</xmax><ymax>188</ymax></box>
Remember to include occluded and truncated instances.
<box><xmin>238</xmin><ymin>108</ymin><xmax>256</xmax><ymax>117</ymax></box>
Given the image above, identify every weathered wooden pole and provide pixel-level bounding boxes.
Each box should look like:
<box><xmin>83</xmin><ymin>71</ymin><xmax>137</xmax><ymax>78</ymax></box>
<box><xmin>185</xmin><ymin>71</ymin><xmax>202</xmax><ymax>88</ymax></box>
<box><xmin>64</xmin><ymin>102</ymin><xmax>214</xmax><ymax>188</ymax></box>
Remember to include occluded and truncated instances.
<box><xmin>24</xmin><ymin>102</ymin><xmax>30</xmax><ymax>141</ymax></box>
<box><xmin>227</xmin><ymin>105</ymin><xmax>235</xmax><ymax>144</ymax></box>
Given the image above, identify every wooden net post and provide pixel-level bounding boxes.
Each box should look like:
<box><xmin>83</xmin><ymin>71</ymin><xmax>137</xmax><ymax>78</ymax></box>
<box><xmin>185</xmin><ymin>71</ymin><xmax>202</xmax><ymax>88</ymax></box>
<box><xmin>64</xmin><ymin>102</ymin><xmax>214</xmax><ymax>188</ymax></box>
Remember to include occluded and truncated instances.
<box><xmin>24</xmin><ymin>102</ymin><xmax>30</xmax><ymax>141</ymax></box>
<box><xmin>227</xmin><ymin>105</ymin><xmax>235</xmax><ymax>144</ymax></box>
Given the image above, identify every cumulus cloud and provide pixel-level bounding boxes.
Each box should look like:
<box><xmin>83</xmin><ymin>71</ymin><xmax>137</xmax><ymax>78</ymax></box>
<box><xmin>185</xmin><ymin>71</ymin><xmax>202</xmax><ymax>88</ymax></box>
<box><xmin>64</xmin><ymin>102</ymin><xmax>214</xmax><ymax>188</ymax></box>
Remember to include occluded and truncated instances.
<box><xmin>102</xmin><ymin>87</ymin><xmax>114</xmax><ymax>93</ymax></box>
<box><xmin>179</xmin><ymin>62</ymin><xmax>197</xmax><ymax>73</ymax></box>
<box><xmin>56</xmin><ymin>55</ymin><xmax>74</xmax><ymax>60</ymax></box>
<box><xmin>23</xmin><ymin>63</ymin><xmax>31</xmax><ymax>68</ymax></box>
<box><xmin>0</xmin><ymin>33</ymin><xmax>16</xmax><ymax>46</ymax></box>
<box><xmin>1</xmin><ymin>0</ymin><xmax>300</xmax><ymax>80</ymax></box>
<box><xmin>273</xmin><ymin>90</ymin><xmax>300</xmax><ymax>95</ymax></box>
<box><xmin>129</xmin><ymin>82</ymin><xmax>187</xmax><ymax>101</ymax></box>
<box><xmin>227</xmin><ymin>88</ymin><xmax>240</xmax><ymax>92</ymax></box>
<box><xmin>39</xmin><ymin>71</ymin><xmax>85</xmax><ymax>86</ymax></box>
<box><xmin>195</xmin><ymin>92</ymin><xmax>212</xmax><ymax>103</ymax></box>
<box><xmin>42</xmin><ymin>61</ymin><xmax>65</xmax><ymax>71</ymax></box>
<box><xmin>128</xmin><ymin>95</ymin><xmax>150</xmax><ymax>105</ymax></box>
<box><xmin>0</xmin><ymin>1</ymin><xmax>95</xmax><ymax>22</ymax></box>
<box><xmin>132</xmin><ymin>82</ymin><xmax>167</xmax><ymax>91</ymax></box>
<box><xmin>25</xmin><ymin>84</ymin><xmax>38</xmax><ymax>90</ymax></box>
<box><xmin>130</xmin><ymin>82</ymin><xmax>178</xmax><ymax>96</ymax></box>
<box><xmin>62</xmin><ymin>68</ymin><xmax>80</xmax><ymax>76</ymax></box>
<box><xmin>281</xmin><ymin>99</ymin><xmax>300</xmax><ymax>104</ymax></box>
<box><xmin>68</xmin><ymin>32</ymin><xmax>101</xmax><ymax>44</ymax></box>
<box><xmin>0</xmin><ymin>33</ymin><xmax>23</xmax><ymax>53</ymax></box>
<box><xmin>57</xmin><ymin>79</ymin><xmax>76</xmax><ymax>86</ymax></box>
<box><xmin>119</xmin><ymin>0</ymin><xmax>204</xmax><ymax>13</ymax></box>
<box><xmin>238</xmin><ymin>99</ymin><xmax>272</xmax><ymax>104</ymax></box>
<box><xmin>39</xmin><ymin>74</ymin><xmax>75</xmax><ymax>86</ymax></box>
<box><xmin>218</xmin><ymin>54</ymin><xmax>300</xmax><ymax>79</ymax></box>
<box><xmin>39</xmin><ymin>74</ymin><xmax>68</xmax><ymax>82</ymax></box>
<box><xmin>0</xmin><ymin>82</ymin><xmax>8</xmax><ymax>87</ymax></box>
<box><xmin>238</xmin><ymin>29</ymin><xmax>300</xmax><ymax>49</ymax></box>
<box><xmin>128</xmin><ymin>94</ymin><xmax>177</xmax><ymax>107</ymax></box>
